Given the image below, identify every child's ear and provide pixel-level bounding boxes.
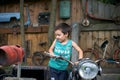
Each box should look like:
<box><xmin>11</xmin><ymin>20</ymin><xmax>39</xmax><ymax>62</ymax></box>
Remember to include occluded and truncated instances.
<box><xmin>65</xmin><ymin>32</ymin><xmax>69</xmax><ymax>36</ymax></box>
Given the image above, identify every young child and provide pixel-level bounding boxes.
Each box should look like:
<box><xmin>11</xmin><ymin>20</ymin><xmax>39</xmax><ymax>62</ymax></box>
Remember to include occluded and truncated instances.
<box><xmin>48</xmin><ymin>23</ymin><xmax>83</xmax><ymax>80</ymax></box>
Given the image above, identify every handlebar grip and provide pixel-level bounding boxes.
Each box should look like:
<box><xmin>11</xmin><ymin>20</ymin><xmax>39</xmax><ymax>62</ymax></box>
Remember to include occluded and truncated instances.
<box><xmin>44</xmin><ymin>51</ymin><xmax>60</xmax><ymax>58</ymax></box>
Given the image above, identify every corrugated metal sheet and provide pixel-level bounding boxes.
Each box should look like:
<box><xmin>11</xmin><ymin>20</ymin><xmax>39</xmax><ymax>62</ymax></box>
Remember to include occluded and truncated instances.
<box><xmin>82</xmin><ymin>0</ymin><xmax>120</xmax><ymax>20</ymax></box>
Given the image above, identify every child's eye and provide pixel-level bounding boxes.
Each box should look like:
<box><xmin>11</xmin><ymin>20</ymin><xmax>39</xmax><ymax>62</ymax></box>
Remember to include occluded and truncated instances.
<box><xmin>55</xmin><ymin>34</ymin><xmax>61</xmax><ymax>36</ymax></box>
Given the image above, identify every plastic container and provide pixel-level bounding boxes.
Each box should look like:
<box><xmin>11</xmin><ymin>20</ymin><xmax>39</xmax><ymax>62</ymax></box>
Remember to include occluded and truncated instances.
<box><xmin>0</xmin><ymin>45</ymin><xmax>24</xmax><ymax>66</ymax></box>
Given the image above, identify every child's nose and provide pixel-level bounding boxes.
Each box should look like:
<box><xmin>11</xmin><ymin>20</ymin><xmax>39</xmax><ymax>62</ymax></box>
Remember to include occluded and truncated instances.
<box><xmin>56</xmin><ymin>36</ymin><xmax>59</xmax><ymax>39</ymax></box>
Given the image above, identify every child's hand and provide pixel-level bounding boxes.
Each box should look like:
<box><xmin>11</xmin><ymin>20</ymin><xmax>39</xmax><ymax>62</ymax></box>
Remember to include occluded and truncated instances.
<box><xmin>74</xmin><ymin>61</ymin><xmax>79</xmax><ymax>65</ymax></box>
<box><xmin>74</xmin><ymin>59</ymin><xmax>82</xmax><ymax>65</ymax></box>
<box><xmin>50</xmin><ymin>53</ymin><xmax>55</xmax><ymax>57</ymax></box>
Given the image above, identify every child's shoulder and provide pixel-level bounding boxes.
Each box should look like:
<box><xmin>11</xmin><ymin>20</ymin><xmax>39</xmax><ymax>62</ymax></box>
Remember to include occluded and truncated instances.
<box><xmin>68</xmin><ymin>39</ymin><xmax>73</xmax><ymax>44</ymax></box>
<box><xmin>68</xmin><ymin>39</ymin><xmax>73</xmax><ymax>42</ymax></box>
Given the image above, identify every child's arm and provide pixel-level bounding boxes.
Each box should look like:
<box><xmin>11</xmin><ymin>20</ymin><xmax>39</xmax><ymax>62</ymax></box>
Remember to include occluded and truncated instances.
<box><xmin>48</xmin><ymin>39</ymin><xmax>56</xmax><ymax>56</ymax></box>
<box><xmin>72</xmin><ymin>41</ymin><xmax>83</xmax><ymax>59</ymax></box>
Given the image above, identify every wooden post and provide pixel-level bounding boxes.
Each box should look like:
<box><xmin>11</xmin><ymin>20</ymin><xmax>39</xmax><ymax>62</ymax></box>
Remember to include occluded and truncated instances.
<box><xmin>20</xmin><ymin>0</ymin><xmax>26</xmax><ymax>63</ymax></box>
<box><xmin>48</xmin><ymin>0</ymin><xmax>57</xmax><ymax>47</ymax></box>
<box><xmin>18</xmin><ymin>0</ymin><xmax>25</xmax><ymax>79</ymax></box>
<box><xmin>71</xmin><ymin>22</ymin><xmax>81</xmax><ymax>62</ymax></box>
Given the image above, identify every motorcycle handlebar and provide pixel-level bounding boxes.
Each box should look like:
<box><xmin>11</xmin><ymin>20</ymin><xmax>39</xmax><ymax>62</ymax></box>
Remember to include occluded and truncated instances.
<box><xmin>44</xmin><ymin>51</ymin><xmax>120</xmax><ymax>66</ymax></box>
<box><xmin>44</xmin><ymin>51</ymin><xmax>74</xmax><ymax>65</ymax></box>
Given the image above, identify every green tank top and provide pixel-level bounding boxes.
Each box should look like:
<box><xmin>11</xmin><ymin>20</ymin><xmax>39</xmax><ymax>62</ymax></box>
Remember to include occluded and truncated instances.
<box><xmin>48</xmin><ymin>40</ymin><xmax>72</xmax><ymax>70</ymax></box>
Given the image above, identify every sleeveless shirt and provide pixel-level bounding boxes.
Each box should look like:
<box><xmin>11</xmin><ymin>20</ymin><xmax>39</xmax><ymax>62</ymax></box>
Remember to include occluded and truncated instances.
<box><xmin>48</xmin><ymin>40</ymin><xmax>72</xmax><ymax>70</ymax></box>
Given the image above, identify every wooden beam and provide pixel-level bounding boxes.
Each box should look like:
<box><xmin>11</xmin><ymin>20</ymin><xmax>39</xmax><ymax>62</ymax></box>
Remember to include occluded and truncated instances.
<box><xmin>81</xmin><ymin>23</ymin><xmax>120</xmax><ymax>31</ymax></box>
<box><xmin>0</xmin><ymin>23</ymin><xmax>119</xmax><ymax>34</ymax></box>
<box><xmin>0</xmin><ymin>26</ymin><xmax>48</xmax><ymax>34</ymax></box>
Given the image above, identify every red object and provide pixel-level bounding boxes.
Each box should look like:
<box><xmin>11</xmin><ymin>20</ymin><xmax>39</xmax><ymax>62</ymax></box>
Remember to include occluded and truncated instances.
<box><xmin>0</xmin><ymin>45</ymin><xmax>24</xmax><ymax>66</ymax></box>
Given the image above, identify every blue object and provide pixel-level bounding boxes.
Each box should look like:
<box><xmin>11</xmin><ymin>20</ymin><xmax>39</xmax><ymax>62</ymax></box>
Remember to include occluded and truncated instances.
<box><xmin>24</xmin><ymin>4</ymin><xmax>31</xmax><ymax>26</ymax></box>
<box><xmin>0</xmin><ymin>12</ymin><xmax>20</xmax><ymax>22</ymax></box>
<box><xmin>60</xmin><ymin>0</ymin><xmax>70</xmax><ymax>19</ymax></box>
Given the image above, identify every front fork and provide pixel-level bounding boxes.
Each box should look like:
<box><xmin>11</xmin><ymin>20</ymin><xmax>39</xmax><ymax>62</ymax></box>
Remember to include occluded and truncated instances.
<box><xmin>68</xmin><ymin>68</ymin><xmax>81</xmax><ymax>80</ymax></box>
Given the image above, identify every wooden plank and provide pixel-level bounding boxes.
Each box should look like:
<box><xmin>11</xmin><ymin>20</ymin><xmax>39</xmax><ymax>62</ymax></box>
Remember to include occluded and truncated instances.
<box><xmin>104</xmin><ymin>31</ymin><xmax>111</xmax><ymax>58</ymax></box>
<box><xmin>29</xmin><ymin>4</ymin><xmax>34</xmax><ymax>25</ymax></box>
<box><xmin>0</xmin><ymin>5</ymin><xmax>5</xmax><ymax>12</ymax></box>
<box><xmin>81</xmin><ymin>0</ymin><xmax>86</xmax><ymax>12</ymax></box>
<box><xmin>0</xmin><ymin>26</ymin><xmax>48</xmax><ymax>34</ymax></box>
<box><xmin>98</xmin><ymin>31</ymin><xmax>105</xmax><ymax>46</ymax></box>
<box><xmin>33</xmin><ymin>2</ymin><xmax>39</xmax><ymax>25</ymax></box>
<box><xmin>71</xmin><ymin>0</ymin><xmax>77</xmax><ymax>22</ymax></box>
<box><xmin>110</xmin><ymin>31</ymin><xmax>118</xmax><ymax>55</ymax></box>
<box><xmin>38</xmin><ymin>33</ymin><xmax>48</xmax><ymax>51</ymax></box>
<box><xmin>92</xmin><ymin>31</ymin><xmax>99</xmax><ymax>48</ymax></box>
<box><xmin>104</xmin><ymin>31</ymin><xmax>111</xmax><ymax>40</ymax></box>
<box><xmin>80</xmin><ymin>32</ymin><xmax>88</xmax><ymax>51</ymax></box>
<box><xmin>110</xmin><ymin>31</ymin><xmax>118</xmax><ymax>52</ymax></box>
<box><xmin>117</xmin><ymin>31</ymin><xmax>120</xmax><ymax>36</ymax></box>
<box><xmin>111</xmin><ymin>31</ymin><xmax>118</xmax><ymax>38</ymax></box>
<box><xmin>86</xmin><ymin>32</ymin><xmax>93</xmax><ymax>48</ymax></box>
<box><xmin>0</xmin><ymin>34</ymin><xmax>8</xmax><ymax>46</ymax></box>
<box><xmin>55</xmin><ymin>0</ymin><xmax>60</xmax><ymax>25</ymax></box>
<box><xmin>86</xmin><ymin>32</ymin><xmax>93</xmax><ymax>59</ymax></box>
<box><xmin>81</xmin><ymin>23</ymin><xmax>120</xmax><ymax>31</ymax></box>
<box><xmin>92</xmin><ymin>31</ymin><xmax>102</xmax><ymax>60</ymax></box>
<box><xmin>8</xmin><ymin>34</ymin><xmax>19</xmax><ymax>45</ymax></box>
<box><xmin>76</xmin><ymin>0</ymin><xmax>81</xmax><ymax>22</ymax></box>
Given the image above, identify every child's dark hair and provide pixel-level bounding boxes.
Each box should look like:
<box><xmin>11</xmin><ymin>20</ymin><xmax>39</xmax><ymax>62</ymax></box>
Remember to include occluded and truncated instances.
<box><xmin>54</xmin><ymin>23</ymin><xmax>72</xmax><ymax>36</ymax></box>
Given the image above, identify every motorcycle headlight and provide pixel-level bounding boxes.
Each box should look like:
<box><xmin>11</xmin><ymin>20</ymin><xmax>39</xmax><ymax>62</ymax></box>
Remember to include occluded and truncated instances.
<box><xmin>78</xmin><ymin>58</ymin><xmax>99</xmax><ymax>80</ymax></box>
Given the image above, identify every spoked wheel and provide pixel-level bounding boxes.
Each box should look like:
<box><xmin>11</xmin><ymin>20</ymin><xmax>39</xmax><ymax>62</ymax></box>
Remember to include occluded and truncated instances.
<box><xmin>32</xmin><ymin>51</ymin><xmax>45</xmax><ymax>65</ymax></box>
<box><xmin>83</xmin><ymin>48</ymin><xmax>99</xmax><ymax>61</ymax></box>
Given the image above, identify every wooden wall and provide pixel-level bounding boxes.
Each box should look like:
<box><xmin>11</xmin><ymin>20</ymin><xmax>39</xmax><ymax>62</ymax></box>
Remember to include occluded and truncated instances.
<box><xmin>0</xmin><ymin>0</ymin><xmax>120</xmax><ymax>68</ymax></box>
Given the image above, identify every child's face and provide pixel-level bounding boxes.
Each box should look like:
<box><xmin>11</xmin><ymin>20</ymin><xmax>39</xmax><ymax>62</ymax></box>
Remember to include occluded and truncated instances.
<box><xmin>54</xmin><ymin>29</ymin><xmax>68</xmax><ymax>43</ymax></box>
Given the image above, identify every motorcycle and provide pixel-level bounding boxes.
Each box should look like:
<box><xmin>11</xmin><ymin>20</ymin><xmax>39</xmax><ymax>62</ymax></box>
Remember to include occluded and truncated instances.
<box><xmin>43</xmin><ymin>53</ymin><xmax>102</xmax><ymax>80</ymax></box>
<box><xmin>43</xmin><ymin>40</ymin><xmax>110</xmax><ymax>80</ymax></box>
<box><xmin>44</xmin><ymin>52</ymin><xmax>102</xmax><ymax>80</ymax></box>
